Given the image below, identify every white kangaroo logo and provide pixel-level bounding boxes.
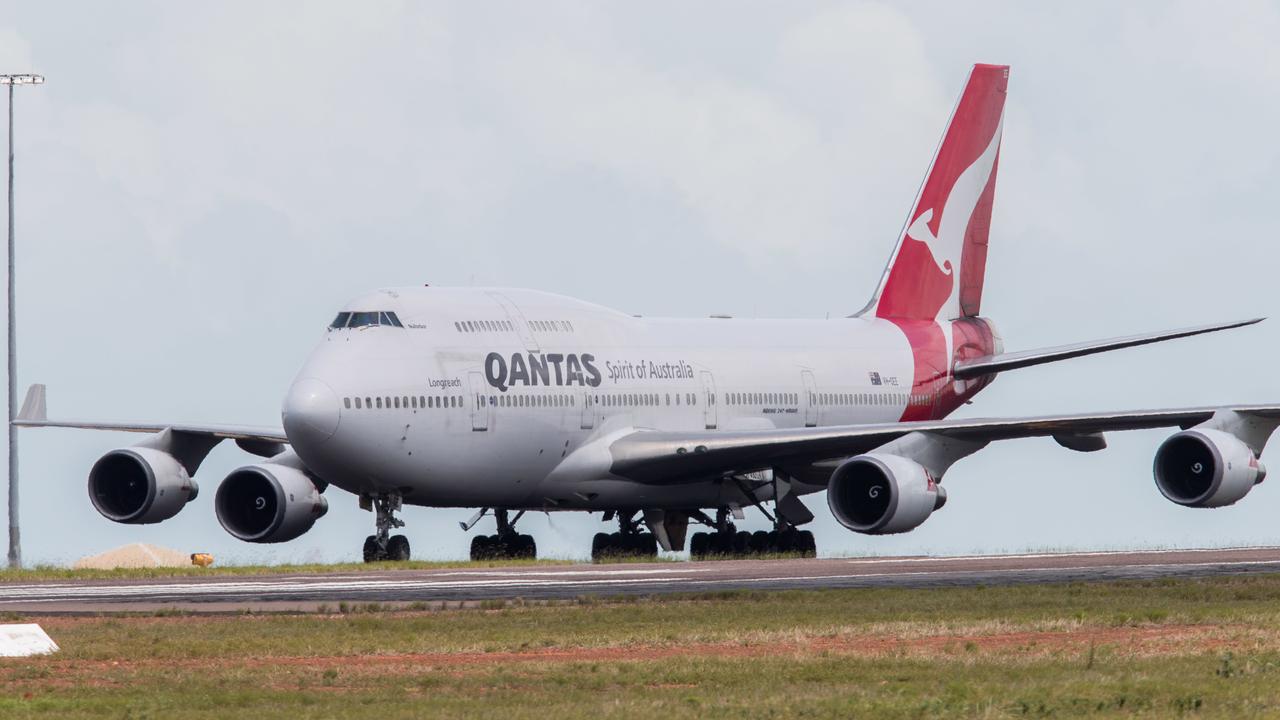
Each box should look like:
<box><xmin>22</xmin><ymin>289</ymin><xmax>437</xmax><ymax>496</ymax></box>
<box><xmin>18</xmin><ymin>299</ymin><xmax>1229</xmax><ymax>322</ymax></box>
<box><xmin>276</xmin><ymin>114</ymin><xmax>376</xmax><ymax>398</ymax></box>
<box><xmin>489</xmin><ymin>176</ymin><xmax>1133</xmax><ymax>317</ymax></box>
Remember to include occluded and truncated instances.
<box><xmin>904</xmin><ymin>114</ymin><xmax>1004</xmax><ymax>320</ymax></box>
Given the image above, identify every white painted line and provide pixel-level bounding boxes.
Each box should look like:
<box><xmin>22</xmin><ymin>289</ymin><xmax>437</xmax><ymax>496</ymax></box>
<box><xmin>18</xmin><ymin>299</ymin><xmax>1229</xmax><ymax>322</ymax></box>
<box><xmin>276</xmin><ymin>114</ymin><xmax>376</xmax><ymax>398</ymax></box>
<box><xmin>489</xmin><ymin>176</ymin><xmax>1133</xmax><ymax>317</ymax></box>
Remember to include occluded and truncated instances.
<box><xmin>3</xmin><ymin>559</ymin><xmax>1280</xmax><ymax>604</ymax></box>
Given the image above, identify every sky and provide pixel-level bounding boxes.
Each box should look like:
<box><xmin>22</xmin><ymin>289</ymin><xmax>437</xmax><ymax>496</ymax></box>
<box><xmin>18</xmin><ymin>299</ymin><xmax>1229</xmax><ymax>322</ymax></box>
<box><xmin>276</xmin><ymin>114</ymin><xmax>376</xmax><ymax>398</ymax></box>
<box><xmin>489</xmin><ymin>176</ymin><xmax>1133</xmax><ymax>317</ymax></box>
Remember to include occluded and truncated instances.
<box><xmin>1</xmin><ymin>1</ymin><xmax>1279</xmax><ymax>565</ymax></box>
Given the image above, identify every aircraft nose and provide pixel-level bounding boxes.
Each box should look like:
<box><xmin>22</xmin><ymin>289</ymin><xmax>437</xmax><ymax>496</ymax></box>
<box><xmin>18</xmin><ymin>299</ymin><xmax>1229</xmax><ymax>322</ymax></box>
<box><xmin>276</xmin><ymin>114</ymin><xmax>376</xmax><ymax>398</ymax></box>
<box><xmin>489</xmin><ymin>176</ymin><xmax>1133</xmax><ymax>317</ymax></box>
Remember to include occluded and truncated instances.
<box><xmin>283</xmin><ymin>377</ymin><xmax>341</xmax><ymax>446</ymax></box>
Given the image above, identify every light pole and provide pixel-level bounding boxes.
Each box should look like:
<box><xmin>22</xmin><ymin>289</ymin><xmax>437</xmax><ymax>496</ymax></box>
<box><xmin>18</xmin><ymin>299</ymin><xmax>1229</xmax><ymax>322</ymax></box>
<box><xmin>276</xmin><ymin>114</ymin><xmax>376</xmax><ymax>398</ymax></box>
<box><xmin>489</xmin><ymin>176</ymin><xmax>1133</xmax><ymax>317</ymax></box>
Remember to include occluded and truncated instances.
<box><xmin>3</xmin><ymin>73</ymin><xmax>42</xmax><ymax>569</ymax></box>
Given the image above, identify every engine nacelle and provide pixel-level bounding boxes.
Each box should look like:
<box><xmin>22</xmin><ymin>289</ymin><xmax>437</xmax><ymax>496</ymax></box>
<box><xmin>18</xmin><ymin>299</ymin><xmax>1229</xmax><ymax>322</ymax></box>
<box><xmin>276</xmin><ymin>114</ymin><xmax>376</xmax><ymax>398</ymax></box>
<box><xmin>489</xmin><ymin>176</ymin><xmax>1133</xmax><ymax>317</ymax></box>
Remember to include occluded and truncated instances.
<box><xmin>214</xmin><ymin>462</ymin><xmax>328</xmax><ymax>543</ymax></box>
<box><xmin>88</xmin><ymin>447</ymin><xmax>199</xmax><ymax>524</ymax></box>
<box><xmin>1153</xmin><ymin>428</ymin><xmax>1266</xmax><ymax>508</ymax></box>
<box><xmin>827</xmin><ymin>453</ymin><xmax>946</xmax><ymax>535</ymax></box>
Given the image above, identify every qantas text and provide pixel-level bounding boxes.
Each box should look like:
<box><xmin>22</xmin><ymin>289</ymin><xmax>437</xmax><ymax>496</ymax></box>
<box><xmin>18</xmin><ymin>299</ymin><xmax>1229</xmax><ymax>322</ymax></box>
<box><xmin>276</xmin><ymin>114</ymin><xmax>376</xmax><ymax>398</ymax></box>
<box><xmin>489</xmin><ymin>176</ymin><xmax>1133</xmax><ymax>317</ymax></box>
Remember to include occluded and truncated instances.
<box><xmin>485</xmin><ymin>352</ymin><xmax>602</xmax><ymax>392</ymax></box>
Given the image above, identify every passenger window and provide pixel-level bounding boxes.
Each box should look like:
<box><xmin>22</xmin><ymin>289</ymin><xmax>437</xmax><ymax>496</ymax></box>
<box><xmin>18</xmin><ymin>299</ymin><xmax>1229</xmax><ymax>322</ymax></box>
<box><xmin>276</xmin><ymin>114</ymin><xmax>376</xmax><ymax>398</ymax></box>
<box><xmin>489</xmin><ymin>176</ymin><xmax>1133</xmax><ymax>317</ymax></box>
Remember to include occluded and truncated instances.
<box><xmin>365</xmin><ymin>396</ymin><xmax>372</xmax><ymax>408</ymax></box>
<box><xmin>376</xmin><ymin>397</ymin><xmax>383</xmax><ymax>409</ymax></box>
<box><xmin>420</xmin><ymin>396</ymin><xmax>426</xmax><ymax>407</ymax></box>
<box><xmin>343</xmin><ymin>397</ymin><xmax>351</xmax><ymax>409</ymax></box>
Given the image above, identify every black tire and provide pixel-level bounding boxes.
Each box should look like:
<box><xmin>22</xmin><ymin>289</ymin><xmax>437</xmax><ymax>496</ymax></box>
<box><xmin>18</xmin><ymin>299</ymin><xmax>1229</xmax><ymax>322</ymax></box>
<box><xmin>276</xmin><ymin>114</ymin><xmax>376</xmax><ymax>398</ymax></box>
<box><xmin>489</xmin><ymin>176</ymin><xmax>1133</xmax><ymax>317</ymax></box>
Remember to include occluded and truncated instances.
<box><xmin>689</xmin><ymin>532</ymin><xmax>709</xmax><ymax>559</ymax></box>
<box><xmin>635</xmin><ymin>533</ymin><xmax>658</xmax><ymax>558</ymax></box>
<box><xmin>591</xmin><ymin>532</ymin><xmax>611</xmax><ymax>561</ymax></box>
<box><xmin>362</xmin><ymin>535</ymin><xmax>381</xmax><ymax>563</ymax></box>
<box><xmin>733</xmin><ymin>531</ymin><xmax>752</xmax><ymax>556</ymax></box>
<box><xmin>470</xmin><ymin>534</ymin><xmax>493</xmax><ymax>561</ymax></box>
<box><xmin>798</xmin><ymin>530</ymin><xmax>817</xmax><ymax>558</ymax></box>
<box><xmin>709</xmin><ymin>532</ymin><xmax>733</xmax><ymax>557</ymax></box>
<box><xmin>387</xmin><ymin>534</ymin><xmax>411</xmax><ymax>562</ymax></box>
<box><xmin>750</xmin><ymin>530</ymin><xmax>770</xmax><ymax>554</ymax></box>
<box><xmin>517</xmin><ymin>534</ymin><xmax>537</xmax><ymax>559</ymax></box>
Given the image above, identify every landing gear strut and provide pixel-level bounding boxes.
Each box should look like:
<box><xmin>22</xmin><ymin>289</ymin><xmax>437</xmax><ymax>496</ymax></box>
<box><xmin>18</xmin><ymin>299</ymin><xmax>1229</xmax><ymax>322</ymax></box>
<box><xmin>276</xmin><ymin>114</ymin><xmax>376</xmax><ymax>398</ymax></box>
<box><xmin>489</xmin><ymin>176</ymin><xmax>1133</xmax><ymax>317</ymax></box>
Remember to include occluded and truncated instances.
<box><xmin>363</xmin><ymin>493</ymin><xmax>411</xmax><ymax>562</ymax></box>
<box><xmin>469</xmin><ymin>509</ymin><xmax>537</xmax><ymax>561</ymax></box>
<box><xmin>689</xmin><ymin>506</ymin><xmax>816</xmax><ymax>560</ymax></box>
<box><xmin>591</xmin><ymin>510</ymin><xmax>659</xmax><ymax>562</ymax></box>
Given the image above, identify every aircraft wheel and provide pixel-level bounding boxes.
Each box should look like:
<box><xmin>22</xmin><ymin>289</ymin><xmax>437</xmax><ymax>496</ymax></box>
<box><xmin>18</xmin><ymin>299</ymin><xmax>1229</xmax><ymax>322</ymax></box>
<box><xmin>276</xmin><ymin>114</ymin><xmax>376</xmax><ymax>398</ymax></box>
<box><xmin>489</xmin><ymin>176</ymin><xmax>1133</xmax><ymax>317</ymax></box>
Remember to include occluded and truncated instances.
<box><xmin>470</xmin><ymin>534</ymin><xmax>494</xmax><ymax>561</ymax></box>
<box><xmin>516</xmin><ymin>534</ymin><xmax>537</xmax><ymax>559</ymax></box>
<box><xmin>798</xmin><ymin>530</ymin><xmax>817</xmax><ymax>558</ymax></box>
<box><xmin>750</xmin><ymin>530</ymin><xmax>770</xmax><ymax>554</ymax></box>
<box><xmin>387</xmin><ymin>534</ymin><xmax>411</xmax><ymax>562</ymax></box>
<box><xmin>362</xmin><ymin>535</ymin><xmax>382</xmax><ymax>563</ymax></box>
<box><xmin>689</xmin><ymin>532</ymin><xmax>709</xmax><ymax>559</ymax></box>
<box><xmin>634</xmin><ymin>533</ymin><xmax>658</xmax><ymax>558</ymax></box>
<box><xmin>591</xmin><ymin>532</ymin><xmax>611</xmax><ymax>561</ymax></box>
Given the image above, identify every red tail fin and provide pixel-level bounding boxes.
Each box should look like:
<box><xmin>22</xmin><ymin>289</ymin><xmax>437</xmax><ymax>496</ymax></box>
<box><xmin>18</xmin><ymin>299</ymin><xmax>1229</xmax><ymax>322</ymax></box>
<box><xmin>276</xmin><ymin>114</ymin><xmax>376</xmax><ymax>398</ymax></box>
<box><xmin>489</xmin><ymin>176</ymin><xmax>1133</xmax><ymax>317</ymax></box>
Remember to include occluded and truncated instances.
<box><xmin>863</xmin><ymin>64</ymin><xmax>1007</xmax><ymax>321</ymax></box>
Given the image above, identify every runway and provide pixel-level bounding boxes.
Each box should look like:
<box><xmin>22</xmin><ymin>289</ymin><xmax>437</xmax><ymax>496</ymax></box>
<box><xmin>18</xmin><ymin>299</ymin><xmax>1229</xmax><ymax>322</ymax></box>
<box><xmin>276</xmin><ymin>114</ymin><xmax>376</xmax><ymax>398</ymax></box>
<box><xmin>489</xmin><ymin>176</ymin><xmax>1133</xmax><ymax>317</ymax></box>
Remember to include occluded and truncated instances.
<box><xmin>4</xmin><ymin>546</ymin><xmax>1280</xmax><ymax>613</ymax></box>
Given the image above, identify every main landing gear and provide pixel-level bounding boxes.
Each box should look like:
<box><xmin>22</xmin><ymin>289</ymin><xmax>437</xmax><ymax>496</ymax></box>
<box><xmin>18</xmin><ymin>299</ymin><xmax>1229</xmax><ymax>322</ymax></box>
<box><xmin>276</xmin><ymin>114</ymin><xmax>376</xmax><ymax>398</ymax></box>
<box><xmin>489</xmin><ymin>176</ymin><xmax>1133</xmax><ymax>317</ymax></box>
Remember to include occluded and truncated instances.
<box><xmin>688</xmin><ymin>507</ymin><xmax>817</xmax><ymax>560</ymax></box>
<box><xmin>470</xmin><ymin>509</ymin><xmax>537</xmax><ymax>561</ymax></box>
<box><xmin>591</xmin><ymin>510</ymin><xmax>658</xmax><ymax>562</ymax></box>
<box><xmin>363</xmin><ymin>492</ymin><xmax>412</xmax><ymax>562</ymax></box>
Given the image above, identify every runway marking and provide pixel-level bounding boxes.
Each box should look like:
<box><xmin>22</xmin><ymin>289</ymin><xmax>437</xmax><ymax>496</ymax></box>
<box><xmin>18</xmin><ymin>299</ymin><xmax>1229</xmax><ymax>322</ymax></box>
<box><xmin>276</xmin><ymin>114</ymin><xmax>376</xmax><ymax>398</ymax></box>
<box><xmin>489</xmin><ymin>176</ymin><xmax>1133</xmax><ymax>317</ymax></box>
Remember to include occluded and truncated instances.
<box><xmin>841</xmin><ymin>547</ymin><xmax>1280</xmax><ymax>565</ymax></box>
<box><xmin>4</xmin><ymin>558</ymin><xmax>1280</xmax><ymax>604</ymax></box>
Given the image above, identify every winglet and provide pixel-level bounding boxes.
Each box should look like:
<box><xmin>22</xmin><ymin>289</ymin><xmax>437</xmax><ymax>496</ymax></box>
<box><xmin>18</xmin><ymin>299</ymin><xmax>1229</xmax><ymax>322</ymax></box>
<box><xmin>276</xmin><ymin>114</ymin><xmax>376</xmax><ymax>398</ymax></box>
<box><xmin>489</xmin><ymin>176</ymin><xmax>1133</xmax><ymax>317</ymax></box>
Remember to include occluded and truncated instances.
<box><xmin>17</xmin><ymin>384</ymin><xmax>46</xmax><ymax>422</ymax></box>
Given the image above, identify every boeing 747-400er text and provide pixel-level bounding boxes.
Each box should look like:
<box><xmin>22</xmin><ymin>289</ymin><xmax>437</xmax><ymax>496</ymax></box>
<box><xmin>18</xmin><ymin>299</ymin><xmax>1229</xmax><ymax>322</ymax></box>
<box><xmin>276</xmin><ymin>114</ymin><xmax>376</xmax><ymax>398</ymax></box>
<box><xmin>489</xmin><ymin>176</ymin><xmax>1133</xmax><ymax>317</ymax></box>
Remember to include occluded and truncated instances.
<box><xmin>16</xmin><ymin>64</ymin><xmax>1278</xmax><ymax>562</ymax></box>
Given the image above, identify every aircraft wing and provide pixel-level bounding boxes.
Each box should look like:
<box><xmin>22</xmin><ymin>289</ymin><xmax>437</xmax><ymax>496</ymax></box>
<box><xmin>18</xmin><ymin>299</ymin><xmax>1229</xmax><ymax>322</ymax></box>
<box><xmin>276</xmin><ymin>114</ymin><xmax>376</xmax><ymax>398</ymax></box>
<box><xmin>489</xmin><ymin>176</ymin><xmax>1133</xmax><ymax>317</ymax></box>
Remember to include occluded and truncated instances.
<box><xmin>11</xmin><ymin>384</ymin><xmax>288</xmax><ymax>449</ymax></box>
<box><xmin>608</xmin><ymin>405</ymin><xmax>1280</xmax><ymax>484</ymax></box>
<box><xmin>953</xmin><ymin>318</ymin><xmax>1263</xmax><ymax>380</ymax></box>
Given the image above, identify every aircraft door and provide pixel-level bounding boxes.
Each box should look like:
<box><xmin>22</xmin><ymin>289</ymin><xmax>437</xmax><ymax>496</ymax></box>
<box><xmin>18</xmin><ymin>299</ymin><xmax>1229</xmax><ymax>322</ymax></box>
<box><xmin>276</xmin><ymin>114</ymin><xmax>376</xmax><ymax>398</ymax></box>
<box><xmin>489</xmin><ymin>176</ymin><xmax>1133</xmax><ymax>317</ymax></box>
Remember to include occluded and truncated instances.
<box><xmin>801</xmin><ymin>370</ymin><xmax>818</xmax><ymax>427</ymax></box>
<box><xmin>580</xmin><ymin>391</ymin><xmax>595</xmax><ymax>430</ymax></box>
<box><xmin>487</xmin><ymin>292</ymin><xmax>540</xmax><ymax>352</ymax></box>
<box><xmin>467</xmin><ymin>371</ymin><xmax>491</xmax><ymax>431</ymax></box>
<box><xmin>699</xmin><ymin>371</ymin><xmax>718</xmax><ymax>430</ymax></box>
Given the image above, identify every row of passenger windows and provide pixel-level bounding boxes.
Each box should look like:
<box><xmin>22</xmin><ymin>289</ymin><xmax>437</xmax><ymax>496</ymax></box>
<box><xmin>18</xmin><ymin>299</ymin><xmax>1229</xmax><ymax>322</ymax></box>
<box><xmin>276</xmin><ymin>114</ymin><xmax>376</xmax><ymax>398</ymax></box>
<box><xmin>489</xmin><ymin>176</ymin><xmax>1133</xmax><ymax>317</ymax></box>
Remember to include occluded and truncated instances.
<box><xmin>726</xmin><ymin>392</ymin><xmax>798</xmax><ymax>406</ymax></box>
<box><xmin>810</xmin><ymin>391</ymin><xmax>932</xmax><ymax>407</ymax></box>
<box><xmin>531</xmin><ymin>320</ymin><xmax>574</xmax><ymax>332</ymax></box>
<box><xmin>344</xmin><ymin>395</ymin><xmax>462</xmax><ymax>410</ymax></box>
<box><xmin>330</xmin><ymin>311</ymin><xmax>404</xmax><ymax>329</ymax></box>
<box><xmin>456</xmin><ymin>319</ymin><xmax>512</xmax><ymax>333</ymax></box>
<box><xmin>453</xmin><ymin>318</ymin><xmax>578</xmax><ymax>334</ymax></box>
<box><xmin>341</xmin><ymin>389</ymin><xmax>934</xmax><ymax>413</ymax></box>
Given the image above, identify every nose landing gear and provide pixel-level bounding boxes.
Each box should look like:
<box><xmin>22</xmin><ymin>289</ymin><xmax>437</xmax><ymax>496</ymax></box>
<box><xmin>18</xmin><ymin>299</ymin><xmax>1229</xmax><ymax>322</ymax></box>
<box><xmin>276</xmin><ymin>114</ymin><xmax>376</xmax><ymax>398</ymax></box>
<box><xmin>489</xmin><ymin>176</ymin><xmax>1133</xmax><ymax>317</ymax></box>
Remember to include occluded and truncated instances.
<box><xmin>362</xmin><ymin>492</ymin><xmax>411</xmax><ymax>562</ymax></box>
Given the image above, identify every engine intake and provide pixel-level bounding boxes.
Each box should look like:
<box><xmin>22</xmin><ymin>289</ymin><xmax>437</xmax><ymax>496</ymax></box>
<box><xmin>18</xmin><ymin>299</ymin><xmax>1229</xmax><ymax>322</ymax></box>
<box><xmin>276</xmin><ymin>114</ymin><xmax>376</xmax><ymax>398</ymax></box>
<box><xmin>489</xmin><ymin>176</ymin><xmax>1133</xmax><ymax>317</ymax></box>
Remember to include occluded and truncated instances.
<box><xmin>215</xmin><ymin>462</ymin><xmax>328</xmax><ymax>543</ymax></box>
<box><xmin>88</xmin><ymin>447</ymin><xmax>199</xmax><ymax>524</ymax></box>
<box><xmin>827</xmin><ymin>453</ymin><xmax>946</xmax><ymax>535</ymax></box>
<box><xmin>1154</xmin><ymin>428</ymin><xmax>1266</xmax><ymax>508</ymax></box>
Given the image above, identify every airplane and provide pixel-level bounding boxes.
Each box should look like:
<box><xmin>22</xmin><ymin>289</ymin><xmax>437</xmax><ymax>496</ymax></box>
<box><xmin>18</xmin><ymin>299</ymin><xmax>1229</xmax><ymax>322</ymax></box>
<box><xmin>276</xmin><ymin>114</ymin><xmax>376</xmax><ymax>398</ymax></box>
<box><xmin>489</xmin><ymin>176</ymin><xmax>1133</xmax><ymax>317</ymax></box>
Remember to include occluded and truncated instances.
<box><xmin>15</xmin><ymin>63</ymin><xmax>1279</xmax><ymax>563</ymax></box>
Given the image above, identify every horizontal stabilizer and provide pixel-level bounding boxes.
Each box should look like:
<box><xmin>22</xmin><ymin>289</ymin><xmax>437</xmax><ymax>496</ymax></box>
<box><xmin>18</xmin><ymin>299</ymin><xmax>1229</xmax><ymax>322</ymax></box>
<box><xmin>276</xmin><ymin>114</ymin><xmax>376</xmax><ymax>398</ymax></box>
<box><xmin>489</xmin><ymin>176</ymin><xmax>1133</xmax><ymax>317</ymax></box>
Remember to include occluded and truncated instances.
<box><xmin>953</xmin><ymin>318</ymin><xmax>1263</xmax><ymax>380</ymax></box>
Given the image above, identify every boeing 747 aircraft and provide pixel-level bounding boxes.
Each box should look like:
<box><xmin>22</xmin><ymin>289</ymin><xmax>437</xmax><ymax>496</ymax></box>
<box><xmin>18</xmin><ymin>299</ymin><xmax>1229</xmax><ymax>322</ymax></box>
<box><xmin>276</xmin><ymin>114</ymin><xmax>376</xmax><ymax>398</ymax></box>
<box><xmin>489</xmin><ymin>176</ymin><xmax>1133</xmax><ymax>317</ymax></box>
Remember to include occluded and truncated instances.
<box><xmin>17</xmin><ymin>64</ymin><xmax>1278</xmax><ymax>562</ymax></box>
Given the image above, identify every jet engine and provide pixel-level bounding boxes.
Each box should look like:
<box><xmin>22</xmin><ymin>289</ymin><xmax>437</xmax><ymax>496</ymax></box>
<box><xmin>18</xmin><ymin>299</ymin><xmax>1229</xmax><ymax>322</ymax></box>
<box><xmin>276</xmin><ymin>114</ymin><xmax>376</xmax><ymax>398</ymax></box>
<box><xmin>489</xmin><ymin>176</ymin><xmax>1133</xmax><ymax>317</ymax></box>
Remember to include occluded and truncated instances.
<box><xmin>88</xmin><ymin>447</ymin><xmax>199</xmax><ymax>524</ymax></box>
<box><xmin>827</xmin><ymin>453</ymin><xmax>946</xmax><ymax>535</ymax></box>
<box><xmin>1153</xmin><ymin>428</ymin><xmax>1266</xmax><ymax>508</ymax></box>
<box><xmin>214</xmin><ymin>460</ymin><xmax>328</xmax><ymax>543</ymax></box>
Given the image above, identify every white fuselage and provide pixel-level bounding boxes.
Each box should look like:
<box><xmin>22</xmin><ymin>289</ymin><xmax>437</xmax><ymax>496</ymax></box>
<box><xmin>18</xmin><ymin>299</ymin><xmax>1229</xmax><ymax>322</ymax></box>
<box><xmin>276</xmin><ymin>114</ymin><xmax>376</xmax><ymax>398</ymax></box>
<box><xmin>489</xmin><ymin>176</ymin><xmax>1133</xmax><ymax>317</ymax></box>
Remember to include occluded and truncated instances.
<box><xmin>284</xmin><ymin>287</ymin><xmax>985</xmax><ymax>512</ymax></box>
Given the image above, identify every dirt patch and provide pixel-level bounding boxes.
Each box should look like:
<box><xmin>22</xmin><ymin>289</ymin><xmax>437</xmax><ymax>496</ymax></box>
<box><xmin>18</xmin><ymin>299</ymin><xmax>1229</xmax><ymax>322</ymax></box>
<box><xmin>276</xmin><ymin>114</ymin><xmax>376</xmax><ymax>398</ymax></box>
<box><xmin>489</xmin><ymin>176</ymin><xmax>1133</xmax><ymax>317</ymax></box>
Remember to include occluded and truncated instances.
<box><xmin>2</xmin><ymin>622</ymin><xmax>1256</xmax><ymax>690</ymax></box>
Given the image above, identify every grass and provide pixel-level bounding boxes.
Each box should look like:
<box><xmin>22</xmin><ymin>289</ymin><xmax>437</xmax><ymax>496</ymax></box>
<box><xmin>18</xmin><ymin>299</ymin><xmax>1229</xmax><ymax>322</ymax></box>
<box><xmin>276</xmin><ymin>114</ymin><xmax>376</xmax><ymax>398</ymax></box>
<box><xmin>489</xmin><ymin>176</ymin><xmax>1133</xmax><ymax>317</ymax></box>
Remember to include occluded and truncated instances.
<box><xmin>5</xmin><ymin>575</ymin><xmax>1280</xmax><ymax>717</ymax></box>
<box><xmin>0</xmin><ymin>557</ymin><xmax>576</xmax><ymax>583</ymax></box>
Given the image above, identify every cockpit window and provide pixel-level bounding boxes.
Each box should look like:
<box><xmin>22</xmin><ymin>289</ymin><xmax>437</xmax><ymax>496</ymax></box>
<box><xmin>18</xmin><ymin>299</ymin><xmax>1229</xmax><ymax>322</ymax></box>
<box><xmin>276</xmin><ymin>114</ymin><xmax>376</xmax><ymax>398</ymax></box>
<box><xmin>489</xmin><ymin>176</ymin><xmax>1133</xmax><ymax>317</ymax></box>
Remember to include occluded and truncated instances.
<box><xmin>335</xmin><ymin>311</ymin><xmax>405</xmax><ymax>329</ymax></box>
<box><xmin>348</xmin><ymin>311</ymin><xmax>380</xmax><ymax>328</ymax></box>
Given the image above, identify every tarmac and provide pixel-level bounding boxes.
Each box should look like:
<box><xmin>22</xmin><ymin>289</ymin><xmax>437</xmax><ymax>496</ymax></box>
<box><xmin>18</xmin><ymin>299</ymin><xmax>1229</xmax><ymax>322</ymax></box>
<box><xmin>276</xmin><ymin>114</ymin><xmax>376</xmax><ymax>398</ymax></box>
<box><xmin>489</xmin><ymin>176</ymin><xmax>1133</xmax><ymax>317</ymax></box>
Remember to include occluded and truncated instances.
<box><xmin>3</xmin><ymin>546</ymin><xmax>1279</xmax><ymax>613</ymax></box>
